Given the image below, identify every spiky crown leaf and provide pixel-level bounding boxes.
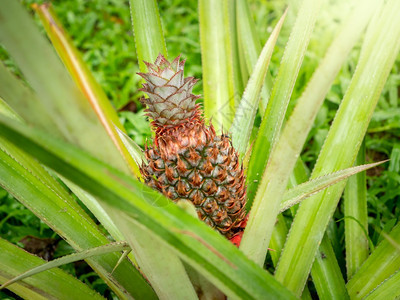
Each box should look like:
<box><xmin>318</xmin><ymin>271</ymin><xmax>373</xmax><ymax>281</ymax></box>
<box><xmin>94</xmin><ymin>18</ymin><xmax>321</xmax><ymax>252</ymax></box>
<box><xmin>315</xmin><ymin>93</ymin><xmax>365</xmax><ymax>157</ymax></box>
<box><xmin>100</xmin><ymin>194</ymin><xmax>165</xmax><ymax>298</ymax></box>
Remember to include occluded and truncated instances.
<box><xmin>138</xmin><ymin>54</ymin><xmax>201</xmax><ymax>127</ymax></box>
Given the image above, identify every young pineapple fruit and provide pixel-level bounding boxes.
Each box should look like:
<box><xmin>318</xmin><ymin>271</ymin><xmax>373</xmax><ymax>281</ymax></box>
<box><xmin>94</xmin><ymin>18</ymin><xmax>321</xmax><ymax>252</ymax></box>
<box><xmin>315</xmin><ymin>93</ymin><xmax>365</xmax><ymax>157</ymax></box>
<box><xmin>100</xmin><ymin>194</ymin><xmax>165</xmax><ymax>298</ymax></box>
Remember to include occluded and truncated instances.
<box><xmin>139</xmin><ymin>54</ymin><xmax>247</xmax><ymax>240</ymax></box>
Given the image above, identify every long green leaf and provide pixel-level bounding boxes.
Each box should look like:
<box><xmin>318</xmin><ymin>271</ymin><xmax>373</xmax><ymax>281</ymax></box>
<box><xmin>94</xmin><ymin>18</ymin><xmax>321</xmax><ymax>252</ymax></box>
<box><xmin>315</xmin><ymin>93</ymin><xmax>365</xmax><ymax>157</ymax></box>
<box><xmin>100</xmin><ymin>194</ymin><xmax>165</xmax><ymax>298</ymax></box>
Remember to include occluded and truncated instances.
<box><xmin>64</xmin><ymin>161</ymin><xmax>141</xmax><ymax>269</ymax></box>
<box><xmin>269</xmin><ymin>215</ymin><xmax>288</xmax><ymax>266</ymax></box>
<box><xmin>199</xmin><ymin>0</ymin><xmax>235</xmax><ymax>131</ymax></box>
<box><xmin>240</xmin><ymin>0</ymin><xmax>323</xmax><ymax>264</ymax></box>
<box><xmin>129</xmin><ymin>0</ymin><xmax>167</xmax><ymax>70</ymax></box>
<box><xmin>275</xmin><ymin>0</ymin><xmax>400</xmax><ymax>295</ymax></box>
<box><xmin>0</xmin><ymin>63</ymin><xmax>60</xmax><ymax>137</ymax></box>
<box><xmin>236</xmin><ymin>0</ymin><xmax>274</xmax><ymax>113</ymax></box>
<box><xmin>177</xmin><ymin>200</ymin><xmax>225</xmax><ymax>299</ymax></box>
<box><xmin>107</xmin><ymin>208</ymin><xmax>198</xmax><ymax>300</ymax></box>
<box><xmin>245</xmin><ymin>0</ymin><xmax>322</xmax><ymax>205</ymax></box>
<box><xmin>0</xmin><ymin>137</ymin><xmax>154</xmax><ymax>299</ymax></box>
<box><xmin>231</xmin><ymin>10</ymin><xmax>287</xmax><ymax>157</ymax></box>
<box><xmin>1</xmin><ymin>242</ymin><xmax>130</xmax><ymax>290</ymax></box>
<box><xmin>347</xmin><ymin>223</ymin><xmax>400</xmax><ymax>298</ymax></box>
<box><xmin>310</xmin><ymin>236</ymin><xmax>349</xmax><ymax>299</ymax></box>
<box><xmin>284</xmin><ymin>158</ymin><xmax>313</xmax><ymax>298</ymax></box>
<box><xmin>280</xmin><ymin>161</ymin><xmax>385</xmax><ymax>213</ymax></box>
<box><xmin>0</xmin><ymin>114</ymin><xmax>296</xmax><ymax>300</ymax></box>
<box><xmin>0</xmin><ymin>67</ymin><xmax>129</xmax><ymax>250</ymax></box>
<box><xmin>185</xmin><ymin>263</ymin><xmax>225</xmax><ymax>300</ymax></box>
<box><xmin>227</xmin><ymin>1</ymin><xmax>245</xmax><ymax>103</ymax></box>
<box><xmin>12</xmin><ymin>2</ymin><xmax>141</xmax><ymax>261</ymax></box>
<box><xmin>271</xmin><ymin>161</ymin><xmax>311</xmax><ymax>294</ymax></box>
<box><xmin>272</xmin><ymin>0</ymin><xmax>379</xmax><ymax>212</ymax></box>
<box><xmin>0</xmin><ymin>0</ymin><xmax>127</xmax><ymax>172</ymax></box>
<box><xmin>116</xmin><ymin>126</ymin><xmax>146</xmax><ymax>165</ymax></box>
<box><xmin>344</xmin><ymin>141</ymin><xmax>369</xmax><ymax>278</ymax></box>
<box><xmin>0</xmin><ymin>100</ymin><xmax>155</xmax><ymax>299</ymax></box>
<box><xmin>64</xmin><ymin>180</ymin><xmax>130</xmax><ymax>247</ymax></box>
<box><xmin>0</xmin><ymin>238</ymin><xmax>104</xmax><ymax>300</ymax></box>
<box><xmin>33</xmin><ymin>3</ymin><xmax>141</xmax><ymax>177</ymax></box>
<box><xmin>273</xmin><ymin>1</ymin><xmax>379</xmax><ymax>296</ymax></box>
<box><xmin>364</xmin><ymin>270</ymin><xmax>400</xmax><ymax>300</ymax></box>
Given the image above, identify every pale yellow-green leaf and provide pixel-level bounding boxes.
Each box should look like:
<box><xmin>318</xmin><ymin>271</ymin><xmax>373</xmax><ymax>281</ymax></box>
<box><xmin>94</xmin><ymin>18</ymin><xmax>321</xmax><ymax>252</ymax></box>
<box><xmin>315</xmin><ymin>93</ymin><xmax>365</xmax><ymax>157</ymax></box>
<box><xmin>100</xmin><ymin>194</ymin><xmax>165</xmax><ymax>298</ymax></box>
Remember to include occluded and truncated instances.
<box><xmin>1</xmin><ymin>242</ymin><xmax>131</xmax><ymax>290</ymax></box>
<box><xmin>240</xmin><ymin>0</ymin><xmax>323</xmax><ymax>266</ymax></box>
<box><xmin>231</xmin><ymin>10</ymin><xmax>287</xmax><ymax>157</ymax></box>
<box><xmin>33</xmin><ymin>3</ymin><xmax>141</xmax><ymax>177</ymax></box>
<box><xmin>0</xmin><ymin>238</ymin><xmax>104</xmax><ymax>300</ymax></box>
<box><xmin>199</xmin><ymin>0</ymin><xmax>235</xmax><ymax>131</ymax></box>
<box><xmin>275</xmin><ymin>0</ymin><xmax>400</xmax><ymax>295</ymax></box>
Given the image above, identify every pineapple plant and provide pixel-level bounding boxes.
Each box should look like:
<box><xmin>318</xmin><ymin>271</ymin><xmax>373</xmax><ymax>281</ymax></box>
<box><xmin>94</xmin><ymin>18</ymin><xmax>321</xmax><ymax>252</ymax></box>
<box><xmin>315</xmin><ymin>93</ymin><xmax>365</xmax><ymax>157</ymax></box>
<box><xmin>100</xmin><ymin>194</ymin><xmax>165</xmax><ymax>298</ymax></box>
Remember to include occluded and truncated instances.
<box><xmin>0</xmin><ymin>0</ymin><xmax>400</xmax><ymax>299</ymax></box>
<box><xmin>138</xmin><ymin>54</ymin><xmax>246</xmax><ymax>240</ymax></box>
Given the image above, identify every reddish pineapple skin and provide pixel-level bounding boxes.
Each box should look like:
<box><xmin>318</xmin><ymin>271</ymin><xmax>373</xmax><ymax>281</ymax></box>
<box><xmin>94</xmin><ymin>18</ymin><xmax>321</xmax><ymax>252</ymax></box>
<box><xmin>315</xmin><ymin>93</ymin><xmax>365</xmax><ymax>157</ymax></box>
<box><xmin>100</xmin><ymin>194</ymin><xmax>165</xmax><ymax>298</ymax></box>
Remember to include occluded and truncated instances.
<box><xmin>139</xmin><ymin>54</ymin><xmax>247</xmax><ymax>240</ymax></box>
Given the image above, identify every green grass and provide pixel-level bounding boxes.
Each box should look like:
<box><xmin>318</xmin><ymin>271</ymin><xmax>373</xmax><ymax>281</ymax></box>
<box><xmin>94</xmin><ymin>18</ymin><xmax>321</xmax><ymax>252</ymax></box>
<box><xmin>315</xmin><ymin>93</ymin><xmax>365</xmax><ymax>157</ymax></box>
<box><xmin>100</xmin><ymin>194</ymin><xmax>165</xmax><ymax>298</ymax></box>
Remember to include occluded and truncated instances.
<box><xmin>0</xmin><ymin>0</ymin><xmax>399</xmax><ymax>298</ymax></box>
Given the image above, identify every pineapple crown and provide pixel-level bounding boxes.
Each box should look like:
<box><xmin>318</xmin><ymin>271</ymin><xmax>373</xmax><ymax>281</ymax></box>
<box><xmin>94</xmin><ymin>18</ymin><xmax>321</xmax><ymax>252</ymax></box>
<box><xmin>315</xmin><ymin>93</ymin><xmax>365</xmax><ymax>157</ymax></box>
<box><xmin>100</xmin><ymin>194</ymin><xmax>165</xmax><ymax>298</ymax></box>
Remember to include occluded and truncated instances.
<box><xmin>138</xmin><ymin>54</ymin><xmax>201</xmax><ymax>128</ymax></box>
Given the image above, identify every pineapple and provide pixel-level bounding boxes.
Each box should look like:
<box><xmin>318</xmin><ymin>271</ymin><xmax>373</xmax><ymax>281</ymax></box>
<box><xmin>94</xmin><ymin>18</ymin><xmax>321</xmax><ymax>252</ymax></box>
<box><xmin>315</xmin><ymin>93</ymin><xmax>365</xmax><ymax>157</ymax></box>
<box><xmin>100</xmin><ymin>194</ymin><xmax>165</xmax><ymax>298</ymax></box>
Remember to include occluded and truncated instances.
<box><xmin>139</xmin><ymin>54</ymin><xmax>247</xmax><ymax>240</ymax></box>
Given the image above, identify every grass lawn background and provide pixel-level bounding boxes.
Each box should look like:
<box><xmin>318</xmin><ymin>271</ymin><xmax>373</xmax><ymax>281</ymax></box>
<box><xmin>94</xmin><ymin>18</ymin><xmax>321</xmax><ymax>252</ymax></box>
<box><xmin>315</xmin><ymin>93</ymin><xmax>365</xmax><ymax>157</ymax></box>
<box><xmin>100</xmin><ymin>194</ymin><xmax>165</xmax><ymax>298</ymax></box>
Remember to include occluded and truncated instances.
<box><xmin>0</xmin><ymin>0</ymin><xmax>399</xmax><ymax>298</ymax></box>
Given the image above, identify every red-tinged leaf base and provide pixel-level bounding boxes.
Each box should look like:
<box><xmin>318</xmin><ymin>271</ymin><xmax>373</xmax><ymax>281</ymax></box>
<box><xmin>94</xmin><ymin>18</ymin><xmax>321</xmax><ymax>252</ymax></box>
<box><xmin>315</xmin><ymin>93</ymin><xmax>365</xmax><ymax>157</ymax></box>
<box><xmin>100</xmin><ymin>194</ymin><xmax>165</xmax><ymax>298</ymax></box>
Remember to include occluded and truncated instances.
<box><xmin>229</xmin><ymin>215</ymin><xmax>249</xmax><ymax>247</ymax></box>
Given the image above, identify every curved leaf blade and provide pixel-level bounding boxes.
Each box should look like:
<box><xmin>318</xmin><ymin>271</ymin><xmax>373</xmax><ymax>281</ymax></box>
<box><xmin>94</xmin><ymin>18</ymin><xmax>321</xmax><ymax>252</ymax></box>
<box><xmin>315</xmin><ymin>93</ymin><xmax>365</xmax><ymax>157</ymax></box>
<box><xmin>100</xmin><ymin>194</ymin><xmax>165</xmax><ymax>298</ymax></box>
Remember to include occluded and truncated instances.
<box><xmin>0</xmin><ymin>64</ymin><xmax>59</xmax><ymax>137</ymax></box>
<box><xmin>245</xmin><ymin>0</ymin><xmax>322</xmax><ymax>205</ymax></box>
<box><xmin>1</xmin><ymin>242</ymin><xmax>131</xmax><ymax>290</ymax></box>
<box><xmin>0</xmin><ymin>0</ymin><xmax>127</xmax><ymax>172</ymax></box>
<box><xmin>240</xmin><ymin>0</ymin><xmax>323</xmax><ymax>266</ymax></box>
<box><xmin>0</xmin><ymin>139</ymin><xmax>155</xmax><ymax>299</ymax></box>
<box><xmin>344</xmin><ymin>141</ymin><xmax>369</xmax><ymax>278</ymax></box>
<box><xmin>116</xmin><ymin>126</ymin><xmax>146</xmax><ymax>165</ymax></box>
<box><xmin>236</xmin><ymin>0</ymin><xmax>274</xmax><ymax>112</ymax></box>
<box><xmin>364</xmin><ymin>270</ymin><xmax>400</xmax><ymax>300</ymax></box>
<box><xmin>0</xmin><ymin>100</ymin><xmax>156</xmax><ymax>299</ymax></box>
<box><xmin>231</xmin><ymin>10</ymin><xmax>287</xmax><ymax>157</ymax></box>
<box><xmin>347</xmin><ymin>223</ymin><xmax>400</xmax><ymax>298</ymax></box>
<box><xmin>33</xmin><ymin>3</ymin><xmax>141</xmax><ymax>177</ymax></box>
<box><xmin>199</xmin><ymin>0</ymin><xmax>235</xmax><ymax>131</ymax></box>
<box><xmin>0</xmin><ymin>114</ymin><xmax>296</xmax><ymax>300</ymax></box>
<box><xmin>275</xmin><ymin>0</ymin><xmax>400</xmax><ymax>294</ymax></box>
<box><xmin>129</xmin><ymin>0</ymin><xmax>167</xmax><ymax>70</ymax></box>
<box><xmin>280</xmin><ymin>161</ymin><xmax>386</xmax><ymax>213</ymax></box>
<box><xmin>228</xmin><ymin>1</ymin><xmax>245</xmax><ymax>102</ymax></box>
<box><xmin>0</xmin><ymin>238</ymin><xmax>104</xmax><ymax>300</ymax></box>
<box><xmin>310</xmin><ymin>236</ymin><xmax>349</xmax><ymax>299</ymax></box>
